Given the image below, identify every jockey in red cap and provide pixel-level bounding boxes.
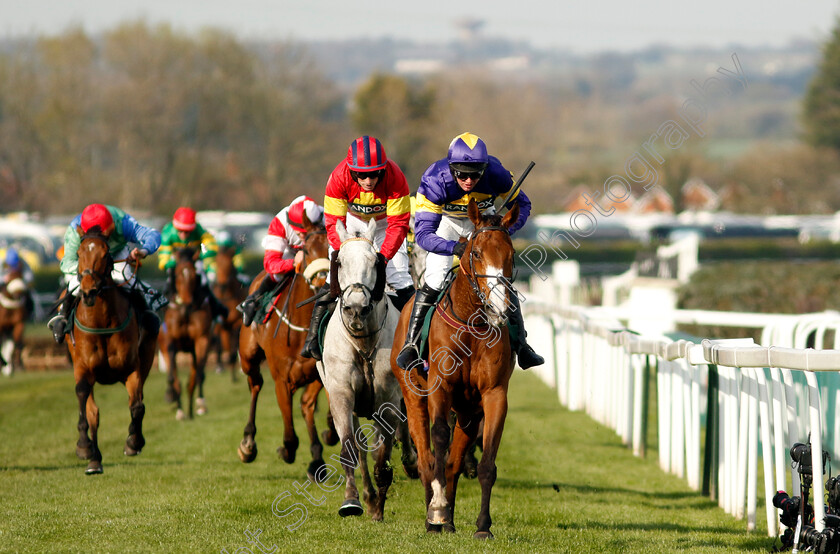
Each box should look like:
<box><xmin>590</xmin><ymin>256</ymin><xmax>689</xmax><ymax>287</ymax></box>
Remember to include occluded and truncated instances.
<box><xmin>237</xmin><ymin>195</ymin><xmax>325</xmax><ymax>326</ymax></box>
<box><xmin>48</xmin><ymin>204</ymin><xmax>164</xmax><ymax>344</ymax></box>
<box><xmin>158</xmin><ymin>207</ymin><xmax>228</xmax><ymax>321</ymax></box>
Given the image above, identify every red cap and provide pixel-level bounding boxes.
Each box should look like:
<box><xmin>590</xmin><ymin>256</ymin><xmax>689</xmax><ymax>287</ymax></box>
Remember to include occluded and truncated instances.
<box><xmin>80</xmin><ymin>204</ymin><xmax>114</xmax><ymax>233</ymax></box>
<box><xmin>173</xmin><ymin>207</ymin><xmax>197</xmax><ymax>232</ymax></box>
<box><xmin>286</xmin><ymin>196</ymin><xmax>323</xmax><ymax>233</ymax></box>
<box><xmin>346</xmin><ymin>136</ymin><xmax>387</xmax><ymax>171</ymax></box>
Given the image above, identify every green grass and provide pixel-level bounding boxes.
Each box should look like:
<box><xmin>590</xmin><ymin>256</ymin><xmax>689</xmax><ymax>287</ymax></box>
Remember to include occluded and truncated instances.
<box><xmin>0</xmin><ymin>369</ymin><xmax>772</xmax><ymax>553</ymax></box>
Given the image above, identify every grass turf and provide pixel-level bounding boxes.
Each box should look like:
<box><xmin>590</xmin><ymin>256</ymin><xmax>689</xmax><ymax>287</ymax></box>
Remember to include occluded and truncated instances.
<box><xmin>0</xmin><ymin>366</ymin><xmax>772</xmax><ymax>553</ymax></box>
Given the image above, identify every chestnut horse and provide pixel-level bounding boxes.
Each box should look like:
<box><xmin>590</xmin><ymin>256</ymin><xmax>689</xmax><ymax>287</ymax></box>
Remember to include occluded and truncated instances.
<box><xmin>67</xmin><ymin>232</ymin><xmax>157</xmax><ymax>474</ymax></box>
<box><xmin>212</xmin><ymin>244</ymin><xmax>249</xmax><ymax>380</ymax></box>
<box><xmin>237</xmin><ymin>217</ymin><xmax>337</xmax><ymax>481</ymax></box>
<box><xmin>391</xmin><ymin>199</ymin><xmax>520</xmax><ymax>538</ymax></box>
<box><xmin>0</xmin><ymin>271</ymin><xmax>30</xmax><ymax>376</ymax></box>
<box><xmin>159</xmin><ymin>248</ymin><xmax>213</xmax><ymax>420</ymax></box>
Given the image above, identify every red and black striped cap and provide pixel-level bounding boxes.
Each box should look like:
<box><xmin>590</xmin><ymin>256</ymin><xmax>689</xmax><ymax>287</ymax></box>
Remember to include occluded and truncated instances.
<box><xmin>346</xmin><ymin>136</ymin><xmax>387</xmax><ymax>171</ymax></box>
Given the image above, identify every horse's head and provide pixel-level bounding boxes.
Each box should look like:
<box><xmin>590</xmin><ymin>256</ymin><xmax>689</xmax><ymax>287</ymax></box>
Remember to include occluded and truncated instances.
<box><xmin>301</xmin><ymin>214</ymin><xmax>329</xmax><ymax>291</ymax></box>
<box><xmin>77</xmin><ymin>231</ymin><xmax>114</xmax><ymax>307</ymax></box>
<box><xmin>463</xmin><ymin>199</ymin><xmax>520</xmax><ymax>327</ymax></box>
<box><xmin>334</xmin><ymin>218</ymin><xmax>385</xmax><ymax>333</ymax></box>
<box><xmin>173</xmin><ymin>248</ymin><xmax>199</xmax><ymax>306</ymax></box>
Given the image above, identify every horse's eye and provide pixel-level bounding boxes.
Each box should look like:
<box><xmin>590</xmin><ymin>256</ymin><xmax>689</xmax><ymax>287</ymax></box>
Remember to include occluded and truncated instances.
<box><xmin>471</xmin><ymin>249</ymin><xmax>480</xmax><ymax>258</ymax></box>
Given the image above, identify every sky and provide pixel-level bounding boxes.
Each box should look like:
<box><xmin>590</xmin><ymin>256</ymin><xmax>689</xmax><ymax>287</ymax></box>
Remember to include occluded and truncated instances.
<box><xmin>3</xmin><ymin>0</ymin><xmax>840</xmax><ymax>54</ymax></box>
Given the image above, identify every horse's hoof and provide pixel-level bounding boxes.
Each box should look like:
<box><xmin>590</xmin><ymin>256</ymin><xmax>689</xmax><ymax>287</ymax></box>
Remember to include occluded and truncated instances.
<box><xmin>196</xmin><ymin>398</ymin><xmax>207</xmax><ymax>416</ymax></box>
<box><xmin>215</xmin><ymin>365</ymin><xmax>224</xmax><ymax>374</ymax></box>
<box><xmin>426</xmin><ymin>506</ymin><xmax>451</xmax><ymax>526</ymax></box>
<box><xmin>238</xmin><ymin>440</ymin><xmax>257</xmax><ymax>463</ymax></box>
<box><xmin>442</xmin><ymin>522</ymin><xmax>456</xmax><ymax>533</ymax></box>
<box><xmin>277</xmin><ymin>445</ymin><xmax>296</xmax><ymax>464</ymax></box>
<box><xmin>426</xmin><ymin>523</ymin><xmax>442</xmax><ymax>534</ymax></box>
<box><xmin>321</xmin><ymin>429</ymin><xmax>339</xmax><ymax>447</ymax></box>
<box><xmin>463</xmin><ymin>459</ymin><xmax>478</xmax><ymax>479</ymax></box>
<box><xmin>85</xmin><ymin>461</ymin><xmax>103</xmax><ymax>475</ymax></box>
<box><xmin>175</xmin><ymin>409</ymin><xmax>186</xmax><ymax>421</ymax></box>
<box><xmin>338</xmin><ymin>499</ymin><xmax>364</xmax><ymax>517</ymax></box>
<box><xmin>473</xmin><ymin>530</ymin><xmax>494</xmax><ymax>540</ymax></box>
<box><xmin>402</xmin><ymin>462</ymin><xmax>419</xmax><ymax>480</ymax></box>
<box><xmin>307</xmin><ymin>459</ymin><xmax>327</xmax><ymax>483</ymax></box>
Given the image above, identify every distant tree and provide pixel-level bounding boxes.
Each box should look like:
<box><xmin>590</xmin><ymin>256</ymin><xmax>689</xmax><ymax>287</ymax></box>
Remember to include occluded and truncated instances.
<box><xmin>351</xmin><ymin>73</ymin><xmax>438</xmax><ymax>182</ymax></box>
<box><xmin>803</xmin><ymin>18</ymin><xmax>840</xmax><ymax>151</ymax></box>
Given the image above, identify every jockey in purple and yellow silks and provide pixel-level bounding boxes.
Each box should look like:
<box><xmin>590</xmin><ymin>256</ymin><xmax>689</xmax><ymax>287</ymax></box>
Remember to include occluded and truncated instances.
<box><xmin>396</xmin><ymin>132</ymin><xmax>544</xmax><ymax>371</ymax></box>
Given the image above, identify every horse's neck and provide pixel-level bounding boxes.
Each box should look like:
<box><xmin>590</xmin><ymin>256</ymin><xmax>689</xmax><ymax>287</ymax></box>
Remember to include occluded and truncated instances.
<box><xmin>450</xmin><ymin>272</ymin><xmax>483</xmax><ymax>314</ymax></box>
<box><xmin>77</xmin><ymin>288</ymin><xmax>127</xmax><ymax>323</ymax></box>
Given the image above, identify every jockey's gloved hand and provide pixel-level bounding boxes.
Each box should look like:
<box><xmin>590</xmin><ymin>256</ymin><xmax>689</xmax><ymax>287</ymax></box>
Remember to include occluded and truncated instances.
<box><xmin>451</xmin><ymin>241</ymin><xmax>466</xmax><ymax>258</ymax></box>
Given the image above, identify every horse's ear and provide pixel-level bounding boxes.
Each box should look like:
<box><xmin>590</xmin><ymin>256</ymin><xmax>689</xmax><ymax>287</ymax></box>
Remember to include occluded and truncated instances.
<box><xmin>76</xmin><ymin>226</ymin><xmax>84</xmax><ymax>238</ymax></box>
<box><xmin>301</xmin><ymin>210</ymin><xmax>312</xmax><ymax>231</ymax></box>
<box><xmin>365</xmin><ymin>218</ymin><xmax>377</xmax><ymax>242</ymax></box>
<box><xmin>336</xmin><ymin>219</ymin><xmax>348</xmax><ymax>243</ymax></box>
<box><xmin>468</xmin><ymin>198</ymin><xmax>482</xmax><ymax>227</ymax></box>
<box><xmin>502</xmin><ymin>202</ymin><xmax>520</xmax><ymax>230</ymax></box>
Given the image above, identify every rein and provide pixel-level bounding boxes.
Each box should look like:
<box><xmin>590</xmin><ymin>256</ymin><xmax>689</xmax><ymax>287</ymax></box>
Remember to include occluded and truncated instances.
<box><xmin>74</xmin><ymin>305</ymin><xmax>134</xmax><ymax>335</ymax></box>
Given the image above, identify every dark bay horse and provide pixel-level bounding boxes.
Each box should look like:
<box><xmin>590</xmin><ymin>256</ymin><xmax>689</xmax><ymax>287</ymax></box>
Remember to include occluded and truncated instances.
<box><xmin>212</xmin><ymin>244</ymin><xmax>249</xmax><ymax>380</ymax></box>
<box><xmin>237</xmin><ymin>217</ymin><xmax>337</xmax><ymax>481</ymax></box>
<box><xmin>391</xmin><ymin>199</ymin><xmax>520</xmax><ymax>538</ymax></box>
<box><xmin>0</xmin><ymin>271</ymin><xmax>30</xmax><ymax>376</ymax></box>
<box><xmin>67</xmin><ymin>231</ymin><xmax>157</xmax><ymax>474</ymax></box>
<box><xmin>159</xmin><ymin>248</ymin><xmax>214</xmax><ymax>420</ymax></box>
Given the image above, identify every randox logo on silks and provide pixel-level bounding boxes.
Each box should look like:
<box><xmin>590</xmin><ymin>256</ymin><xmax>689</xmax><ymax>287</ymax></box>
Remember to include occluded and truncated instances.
<box><xmin>348</xmin><ymin>203</ymin><xmax>387</xmax><ymax>215</ymax></box>
<box><xmin>444</xmin><ymin>197</ymin><xmax>495</xmax><ymax>213</ymax></box>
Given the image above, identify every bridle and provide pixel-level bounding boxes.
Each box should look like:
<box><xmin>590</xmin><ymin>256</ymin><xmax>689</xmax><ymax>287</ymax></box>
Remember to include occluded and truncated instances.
<box><xmin>78</xmin><ymin>233</ymin><xmax>116</xmax><ymax>302</ymax></box>
<box><xmin>336</xmin><ymin>235</ymin><xmax>388</xmax><ymax>340</ymax></box>
<box><xmin>458</xmin><ymin>225</ymin><xmax>516</xmax><ymax>321</ymax></box>
<box><xmin>302</xmin><ymin>227</ymin><xmax>329</xmax><ymax>292</ymax></box>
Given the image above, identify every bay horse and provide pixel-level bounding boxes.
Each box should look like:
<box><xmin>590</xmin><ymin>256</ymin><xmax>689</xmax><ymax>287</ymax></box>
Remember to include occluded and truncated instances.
<box><xmin>212</xmin><ymin>244</ymin><xmax>249</xmax><ymax>380</ymax></box>
<box><xmin>159</xmin><ymin>248</ymin><xmax>213</xmax><ymax>420</ymax></box>
<box><xmin>68</xmin><ymin>231</ymin><xmax>157</xmax><ymax>474</ymax></box>
<box><xmin>391</xmin><ymin>199</ymin><xmax>520</xmax><ymax>538</ymax></box>
<box><xmin>0</xmin><ymin>272</ymin><xmax>30</xmax><ymax>376</ymax></box>
<box><xmin>237</xmin><ymin>215</ymin><xmax>338</xmax><ymax>481</ymax></box>
<box><xmin>317</xmin><ymin>218</ymin><xmax>412</xmax><ymax>521</ymax></box>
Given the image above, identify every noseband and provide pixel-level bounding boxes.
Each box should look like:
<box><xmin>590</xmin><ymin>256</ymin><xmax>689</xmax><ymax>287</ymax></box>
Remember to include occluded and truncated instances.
<box><xmin>337</xmin><ymin>235</ymin><xmax>388</xmax><ymax>340</ymax></box>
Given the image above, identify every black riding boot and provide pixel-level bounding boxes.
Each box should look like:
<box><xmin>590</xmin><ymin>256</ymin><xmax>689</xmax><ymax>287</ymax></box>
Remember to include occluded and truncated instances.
<box><xmin>238</xmin><ymin>275</ymin><xmax>277</xmax><ymax>327</ymax></box>
<box><xmin>47</xmin><ymin>291</ymin><xmax>75</xmax><ymax>344</ymax></box>
<box><xmin>389</xmin><ymin>286</ymin><xmax>415</xmax><ymax>312</ymax></box>
<box><xmin>300</xmin><ymin>284</ymin><xmax>334</xmax><ymax>361</ymax></box>
<box><xmin>507</xmin><ymin>293</ymin><xmax>544</xmax><ymax>370</ymax></box>
<box><xmin>396</xmin><ymin>284</ymin><xmax>438</xmax><ymax>370</ymax></box>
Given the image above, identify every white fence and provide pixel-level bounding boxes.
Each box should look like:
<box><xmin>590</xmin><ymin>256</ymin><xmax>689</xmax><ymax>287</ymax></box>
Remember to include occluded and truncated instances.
<box><xmin>523</xmin><ymin>301</ymin><xmax>840</xmax><ymax>536</ymax></box>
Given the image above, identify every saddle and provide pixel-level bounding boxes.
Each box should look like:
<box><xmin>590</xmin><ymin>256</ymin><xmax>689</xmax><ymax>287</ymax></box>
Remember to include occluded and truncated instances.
<box><xmin>255</xmin><ymin>274</ymin><xmax>294</xmax><ymax>325</ymax></box>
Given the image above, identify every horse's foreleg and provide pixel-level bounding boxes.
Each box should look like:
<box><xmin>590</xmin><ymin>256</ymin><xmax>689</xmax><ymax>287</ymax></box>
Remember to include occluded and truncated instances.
<box><xmin>300</xmin><ymin>379</ymin><xmax>325</xmax><ymax>482</ymax></box>
<box><xmin>124</xmin><ymin>370</ymin><xmax>146</xmax><ymax>456</ymax></box>
<box><xmin>401</xmin><ymin>389</ymin><xmax>435</xmax><ymax>530</ymax></box>
<box><xmin>194</xmin><ymin>337</ymin><xmax>210</xmax><ymax>416</ymax></box>
<box><xmin>237</xmin><ymin>356</ymin><xmax>263</xmax><ymax>463</ymax></box>
<box><xmin>370</xmin><ymin>417</ymin><xmax>397</xmax><ymax>522</ymax></box>
<box><xmin>11</xmin><ymin>322</ymin><xmax>24</xmax><ymax>371</ymax></box>
<box><xmin>398</xmin><ymin>409</ymin><xmax>419</xmax><ymax>479</ymax></box>
<box><xmin>166</xmin><ymin>343</ymin><xmax>184</xmax><ymax>420</ymax></box>
<box><xmin>332</xmin><ymin>403</ymin><xmax>363</xmax><ymax>517</ymax></box>
<box><xmin>473</xmin><ymin>389</ymin><xmax>508</xmax><ymax>540</ymax></box>
<box><xmin>75</xmin><ymin>379</ymin><xmax>94</xmax><ymax>460</ymax></box>
<box><xmin>186</xmin><ymin>354</ymin><xmax>198</xmax><ymax>420</ymax></box>
<box><xmin>85</xmin><ymin>388</ymin><xmax>102</xmax><ymax>474</ymax></box>
<box><xmin>428</xmin><ymin>393</ymin><xmax>453</xmax><ymax>527</ymax></box>
<box><xmin>444</xmin><ymin>413</ymin><xmax>482</xmax><ymax>532</ymax></box>
<box><xmin>354</xmin><ymin>415</ymin><xmax>376</xmax><ymax>514</ymax></box>
<box><xmin>274</xmin><ymin>374</ymin><xmax>299</xmax><ymax>464</ymax></box>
